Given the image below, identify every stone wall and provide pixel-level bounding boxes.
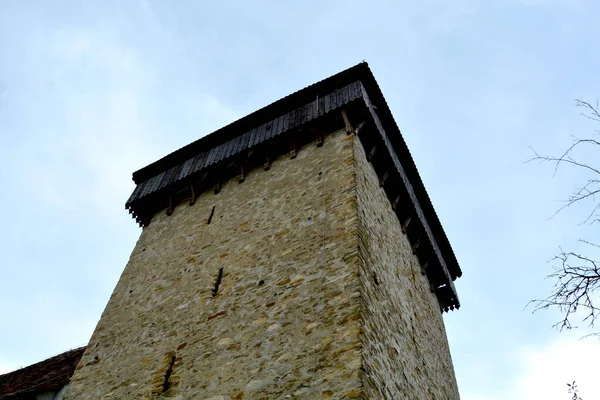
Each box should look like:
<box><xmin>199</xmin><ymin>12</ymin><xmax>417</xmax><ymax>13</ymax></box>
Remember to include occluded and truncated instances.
<box><xmin>65</xmin><ymin>130</ymin><xmax>363</xmax><ymax>399</ymax></box>
<box><xmin>65</xmin><ymin>128</ymin><xmax>459</xmax><ymax>399</ymax></box>
<box><xmin>354</xmin><ymin>136</ymin><xmax>460</xmax><ymax>399</ymax></box>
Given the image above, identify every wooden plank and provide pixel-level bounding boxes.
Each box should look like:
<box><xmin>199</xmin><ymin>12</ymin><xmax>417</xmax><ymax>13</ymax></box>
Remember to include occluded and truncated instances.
<box><xmin>189</xmin><ymin>183</ymin><xmax>197</xmax><ymax>206</ymax></box>
<box><xmin>289</xmin><ymin>141</ymin><xmax>297</xmax><ymax>159</ymax></box>
<box><xmin>166</xmin><ymin>196</ymin><xmax>173</xmax><ymax>216</ymax></box>
<box><xmin>341</xmin><ymin>109</ymin><xmax>353</xmax><ymax>135</ymax></box>
<box><xmin>238</xmin><ymin>163</ymin><xmax>245</xmax><ymax>183</ymax></box>
<box><xmin>401</xmin><ymin>216</ymin><xmax>411</xmax><ymax>233</ymax></box>
<box><xmin>214</xmin><ymin>174</ymin><xmax>222</xmax><ymax>194</ymax></box>
<box><xmin>379</xmin><ymin>171</ymin><xmax>389</xmax><ymax>187</ymax></box>
<box><xmin>411</xmin><ymin>238</ymin><xmax>421</xmax><ymax>255</ymax></box>
<box><xmin>391</xmin><ymin>195</ymin><xmax>401</xmax><ymax>210</ymax></box>
<box><xmin>367</xmin><ymin>146</ymin><xmax>378</xmax><ymax>161</ymax></box>
<box><xmin>315</xmin><ymin>129</ymin><xmax>324</xmax><ymax>147</ymax></box>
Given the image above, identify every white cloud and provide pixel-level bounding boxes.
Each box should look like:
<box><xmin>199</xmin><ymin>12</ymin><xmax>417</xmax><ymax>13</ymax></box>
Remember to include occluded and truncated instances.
<box><xmin>464</xmin><ymin>334</ymin><xmax>600</xmax><ymax>400</ymax></box>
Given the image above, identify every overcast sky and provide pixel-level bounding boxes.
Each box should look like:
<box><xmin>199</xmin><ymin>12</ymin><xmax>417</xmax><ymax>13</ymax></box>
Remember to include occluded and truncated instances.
<box><xmin>1</xmin><ymin>1</ymin><xmax>600</xmax><ymax>399</ymax></box>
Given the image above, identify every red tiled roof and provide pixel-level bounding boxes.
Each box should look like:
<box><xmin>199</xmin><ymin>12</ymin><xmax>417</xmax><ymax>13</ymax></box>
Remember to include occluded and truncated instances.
<box><xmin>0</xmin><ymin>347</ymin><xmax>85</xmax><ymax>399</ymax></box>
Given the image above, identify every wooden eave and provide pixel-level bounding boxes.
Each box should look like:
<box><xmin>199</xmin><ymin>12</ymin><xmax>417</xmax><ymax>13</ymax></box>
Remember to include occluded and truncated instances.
<box><xmin>125</xmin><ymin>63</ymin><xmax>462</xmax><ymax>312</ymax></box>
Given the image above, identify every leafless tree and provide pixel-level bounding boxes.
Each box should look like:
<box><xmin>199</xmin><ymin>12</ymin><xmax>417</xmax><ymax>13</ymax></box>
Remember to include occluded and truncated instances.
<box><xmin>529</xmin><ymin>99</ymin><xmax>600</xmax><ymax>334</ymax></box>
<box><xmin>568</xmin><ymin>381</ymin><xmax>584</xmax><ymax>400</ymax></box>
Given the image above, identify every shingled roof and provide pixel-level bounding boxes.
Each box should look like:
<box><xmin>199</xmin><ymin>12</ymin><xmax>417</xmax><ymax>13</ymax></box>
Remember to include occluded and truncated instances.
<box><xmin>125</xmin><ymin>62</ymin><xmax>462</xmax><ymax>311</ymax></box>
<box><xmin>0</xmin><ymin>347</ymin><xmax>85</xmax><ymax>399</ymax></box>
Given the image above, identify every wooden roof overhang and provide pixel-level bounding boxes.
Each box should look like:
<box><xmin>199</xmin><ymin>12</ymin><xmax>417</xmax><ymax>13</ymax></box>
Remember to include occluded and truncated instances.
<box><xmin>125</xmin><ymin>63</ymin><xmax>461</xmax><ymax>312</ymax></box>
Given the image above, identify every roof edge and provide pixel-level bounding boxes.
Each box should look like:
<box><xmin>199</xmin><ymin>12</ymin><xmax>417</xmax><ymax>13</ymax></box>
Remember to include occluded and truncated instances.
<box><xmin>128</xmin><ymin>62</ymin><xmax>462</xmax><ymax>280</ymax></box>
<box><xmin>132</xmin><ymin>63</ymin><xmax>371</xmax><ymax>184</ymax></box>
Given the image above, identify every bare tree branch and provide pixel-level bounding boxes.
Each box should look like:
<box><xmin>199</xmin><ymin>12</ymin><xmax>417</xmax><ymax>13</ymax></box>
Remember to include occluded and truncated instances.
<box><xmin>529</xmin><ymin>242</ymin><xmax>600</xmax><ymax>331</ymax></box>
<box><xmin>567</xmin><ymin>381</ymin><xmax>584</xmax><ymax>400</ymax></box>
<box><xmin>528</xmin><ymin>101</ymin><xmax>600</xmax><ymax>225</ymax></box>
<box><xmin>576</xmin><ymin>98</ymin><xmax>600</xmax><ymax>122</ymax></box>
<box><xmin>528</xmin><ymin>100</ymin><xmax>600</xmax><ymax>335</ymax></box>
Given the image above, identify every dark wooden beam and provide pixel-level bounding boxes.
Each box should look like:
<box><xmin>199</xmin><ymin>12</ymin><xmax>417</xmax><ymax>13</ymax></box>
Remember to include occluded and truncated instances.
<box><xmin>379</xmin><ymin>171</ymin><xmax>389</xmax><ymax>187</ymax></box>
<box><xmin>289</xmin><ymin>141</ymin><xmax>297</xmax><ymax>159</ymax></box>
<box><xmin>401</xmin><ymin>216</ymin><xmax>411</xmax><ymax>233</ymax></box>
<box><xmin>199</xmin><ymin>171</ymin><xmax>208</xmax><ymax>182</ymax></box>
<box><xmin>341</xmin><ymin>109</ymin><xmax>353</xmax><ymax>135</ymax></box>
<box><xmin>166</xmin><ymin>196</ymin><xmax>173</xmax><ymax>216</ymax></box>
<box><xmin>355</xmin><ymin>121</ymin><xmax>366</xmax><ymax>135</ymax></box>
<box><xmin>411</xmin><ymin>238</ymin><xmax>421</xmax><ymax>255</ymax></box>
<box><xmin>367</xmin><ymin>146</ymin><xmax>378</xmax><ymax>161</ymax></box>
<box><xmin>315</xmin><ymin>129</ymin><xmax>324</xmax><ymax>147</ymax></box>
<box><xmin>141</xmin><ymin>215</ymin><xmax>151</xmax><ymax>227</ymax></box>
<box><xmin>391</xmin><ymin>195</ymin><xmax>401</xmax><ymax>210</ymax></box>
<box><xmin>420</xmin><ymin>261</ymin><xmax>428</xmax><ymax>276</ymax></box>
<box><xmin>189</xmin><ymin>183</ymin><xmax>197</xmax><ymax>206</ymax></box>
<box><xmin>238</xmin><ymin>163</ymin><xmax>246</xmax><ymax>183</ymax></box>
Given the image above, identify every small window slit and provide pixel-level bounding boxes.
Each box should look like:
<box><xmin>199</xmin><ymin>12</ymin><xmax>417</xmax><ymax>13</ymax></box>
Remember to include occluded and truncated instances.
<box><xmin>207</xmin><ymin>206</ymin><xmax>216</xmax><ymax>225</ymax></box>
<box><xmin>162</xmin><ymin>355</ymin><xmax>176</xmax><ymax>393</ymax></box>
<box><xmin>212</xmin><ymin>267</ymin><xmax>224</xmax><ymax>297</ymax></box>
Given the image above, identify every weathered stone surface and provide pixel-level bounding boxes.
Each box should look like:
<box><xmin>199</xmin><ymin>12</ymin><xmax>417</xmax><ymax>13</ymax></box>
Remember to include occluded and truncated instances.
<box><xmin>65</xmin><ymin>130</ymin><xmax>362</xmax><ymax>399</ymax></box>
<box><xmin>354</xmin><ymin>137</ymin><xmax>460</xmax><ymax>399</ymax></box>
<box><xmin>65</xmin><ymin>129</ymin><xmax>459</xmax><ymax>399</ymax></box>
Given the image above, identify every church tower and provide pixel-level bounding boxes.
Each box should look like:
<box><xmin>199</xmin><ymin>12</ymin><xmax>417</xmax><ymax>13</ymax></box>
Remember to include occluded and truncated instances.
<box><xmin>65</xmin><ymin>63</ymin><xmax>462</xmax><ymax>399</ymax></box>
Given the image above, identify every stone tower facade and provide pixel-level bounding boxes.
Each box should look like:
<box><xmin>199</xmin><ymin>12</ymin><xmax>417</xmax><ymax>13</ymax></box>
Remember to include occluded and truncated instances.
<box><xmin>65</xmin><ymin>63</ymin><xmax>462</xmax><ymax>399</ymax></box>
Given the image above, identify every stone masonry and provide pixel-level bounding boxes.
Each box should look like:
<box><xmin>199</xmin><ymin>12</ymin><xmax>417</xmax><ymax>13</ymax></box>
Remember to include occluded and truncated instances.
<box><xmin>64</xmin><ymin>128</ymin><xmax>459</xmax><ymax>399</ymax></box>
<box><xmin>355</xmin><ymin>137</ymin><xmax>460</xmax><ymax>399</ymax></box>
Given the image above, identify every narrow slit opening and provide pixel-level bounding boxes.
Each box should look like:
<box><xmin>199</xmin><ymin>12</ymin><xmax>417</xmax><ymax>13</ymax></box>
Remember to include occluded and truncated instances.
<box><xmin>212</xmin><ymin>267</ymin><xmax>224</xmax><ymax>297</ymax></box>
<box><xmin>162</xmin><ymin>355</ymin><xmax>176</xmax><ymax>393</ymax></box>
<box><xmin>207</xmin><ymin>206</ymin><xmax>216</xmax><ymax>225</ymax></box>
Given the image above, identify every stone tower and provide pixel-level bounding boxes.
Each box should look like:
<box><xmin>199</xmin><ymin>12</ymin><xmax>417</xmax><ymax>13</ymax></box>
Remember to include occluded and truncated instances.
<box><xmin>65</xmin><ymin>63</ymin><xmax>462</xmax><ymax>399</ymax></box>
